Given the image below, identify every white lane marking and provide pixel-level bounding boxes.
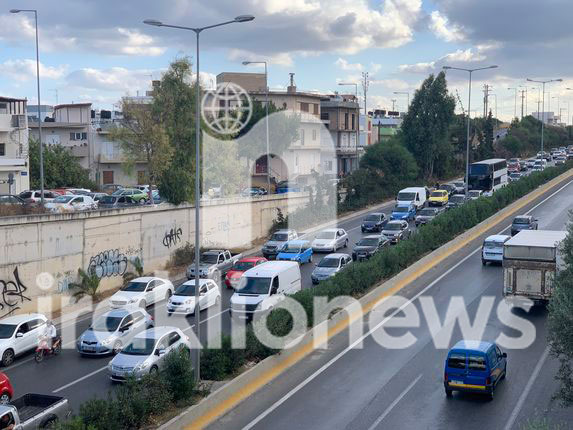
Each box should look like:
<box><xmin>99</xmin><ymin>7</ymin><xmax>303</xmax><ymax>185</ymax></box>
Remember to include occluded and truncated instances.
<box><xmin>241</xmin><ymin>179</ymin><xmax>573</xmax><ymax>430</ymax></box>
<box><xmin>503</xmin><ymin>347</ymin><xmax>550</xmax><ymax>430</ymax></box>
<box><xmin>367</xmin><ymin>374</ymin><xmax>423</xmax><ymax>430</ymax></box>
<box><xmin>53</xmin><ymin>365</ymin><xmax>108</xmax><ymax>393</ymax></box>
<box><xmin>181</xmin><ymin>308</ymin><xmax>231</xmax><ymax>333</ymax></box>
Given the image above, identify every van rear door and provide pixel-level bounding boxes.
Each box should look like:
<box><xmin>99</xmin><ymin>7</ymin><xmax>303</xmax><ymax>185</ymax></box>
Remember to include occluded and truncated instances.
<box><xmin>465</xmin><ymin>354</ymin><xmax>488</xmax><ymax>389</ymax></box>
<box><xmin>445</xmin><ymin>352</ymin><xmax>466</xmax><ymax>386</ymax></box>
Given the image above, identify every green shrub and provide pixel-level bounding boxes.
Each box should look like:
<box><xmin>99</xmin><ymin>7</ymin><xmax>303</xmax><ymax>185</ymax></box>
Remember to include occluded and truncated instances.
<box><xmin>201</xmin><ymin>335</ymin><xmax>246</xmax><ymax>380</ymax></box>
<box><xmin>162</xmin><ymin>347</ymin><xmax>196</xmax><ymax>402</ymax></box>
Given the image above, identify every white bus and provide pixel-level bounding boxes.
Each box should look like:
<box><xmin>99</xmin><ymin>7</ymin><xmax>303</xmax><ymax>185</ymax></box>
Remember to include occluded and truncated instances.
<box><xmin>468</xmin><ymin>158</ymin><xmax>508</xmax><ymax>196</ymax></box>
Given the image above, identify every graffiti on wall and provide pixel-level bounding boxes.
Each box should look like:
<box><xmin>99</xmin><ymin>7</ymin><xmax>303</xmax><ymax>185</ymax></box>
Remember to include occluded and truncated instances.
<box><xmin>88</xmin><ymin>249</ymin><xmax>128</xmax><ymax>278</ymax></box>
<box><xmin>0</xmin><ymin>267</ymin><xmax>31</xmax><ymax>317</ymax></box>
<box><xmin>163</xmin><ymin>227</ymin><xmax>183</xmax><ymax>248</ymax></box>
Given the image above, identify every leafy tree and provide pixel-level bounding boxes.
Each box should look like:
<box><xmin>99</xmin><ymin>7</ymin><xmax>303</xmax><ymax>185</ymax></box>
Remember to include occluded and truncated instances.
<box><xmin>478</xmin><ymin>110</ymin><xmax>495</xmax><ymax>159</ymax></box>
<box><xmin>401</xmin><ymin>72</ymin><xmax>456</xmax><ymax>178</ymax></box>
<box><xmin>202</xmin><ymin>135</ymin><xmax>247</xmax><ymax>196</ymax></box>
<box><xmin>360</xmin><ymin>139</ymin><xmax>419</xmax><ymax>185</ymax></box>
<box><xmin>28</xmin><ymin>138</ymin><xmax>96</xmax><ymax>190</ymax></box>
<box><xmin>69</xmin><ymin>269</ymin><xmax>101</xmax><ymax>303</ymax></box>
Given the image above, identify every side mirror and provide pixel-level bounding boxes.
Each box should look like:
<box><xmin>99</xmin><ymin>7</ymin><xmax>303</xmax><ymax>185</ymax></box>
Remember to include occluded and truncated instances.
<box><xmin>155</xmin><ymin>348</ymin><xmax>166</xmax><ymax>356</ymax></box>
<box><xmin>502</xmin><ymin>352</ymin><xmax>507</xmax><ymax>358</ymax></box>
<box><xmin>16</xmin><ymin>332</ymin><xmax>23</xmax><ymax>338</ymax></box>
<box><xmin>270</xmin><ymin>286</ymin><xmax>278</xmax><ymax>295</ymax></box>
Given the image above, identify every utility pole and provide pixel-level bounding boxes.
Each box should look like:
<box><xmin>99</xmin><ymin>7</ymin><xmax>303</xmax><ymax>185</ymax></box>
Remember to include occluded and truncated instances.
<box><xmin>361</xmin><ymin>71</ymin><xmax>369</xmax><ymax>118</ymax></box>
<box><xmin>483</xmin><ymin>84</ymin><xmax>493</xmax><ymax>117</ymax></box>
<box><xmin>519</xmin><ymin>89</ymin><xmax>526</xmax><ymax>120</ymax></box>
<box><xmin>391</xmin><ymin>99</ymin><xmax>397</xmax><ymax>111</ymax></box>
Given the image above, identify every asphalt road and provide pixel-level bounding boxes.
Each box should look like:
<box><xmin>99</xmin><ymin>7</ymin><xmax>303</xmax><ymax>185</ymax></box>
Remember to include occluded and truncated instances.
<box><xmin>2</xmin><ymin>196</ymin><xmax>402</xmax><ymax>411</ymax></box>
<box><xmin>207</xmin><ymin>174</ymin><xmax>573</xmax><ymax>430</ymax></box>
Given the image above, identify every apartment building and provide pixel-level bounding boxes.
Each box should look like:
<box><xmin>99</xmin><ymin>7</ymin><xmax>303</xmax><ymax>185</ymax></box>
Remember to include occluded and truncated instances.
<box><xmin>0</xmin><ymin>96</ymin><xmax>29</xmax><ymax>194</ymax></box>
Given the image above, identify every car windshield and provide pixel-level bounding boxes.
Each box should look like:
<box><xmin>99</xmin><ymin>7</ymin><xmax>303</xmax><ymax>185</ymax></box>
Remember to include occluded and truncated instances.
<box><xmin>199</xmin><ymin>254</ymin><xmax>219</xmax><ymax>264</ymax></box>
<box><xmin>397</xmin><ymin>192</ymin><xmax>415</xmax><ymax>200</ymax></box>
<box><xmin>484</xmin><ymin>241</ymin><xmax>503</xmax><ymax>249</ymax></box>
<box><xmin>450</xmin><ymin>196</ymin><xmax>465</xmax><ymax>203</ymax></box>
<box><xmin>431</xmin><ymin>191</ymin><xmax>444</xmax><ymax>198</ymax></box>
<box><xmin>122</xmin><ymin>337</ymin><xmax>156</xmax><ymax>356</ymax></box>
<box><xmin>237</xmin><ymin>277</ymin><xmax>271</xmax><ymax>295</ymax></box>
<box><xmin>385</xmin><ymin>223</ymin><xmax>402</xmax><ymax>231</ymax></box>
<box><xmin>318</xmin><ymin>257</ymin><xmax>340</xmax><ymax>268</ymax></box>
<box><xmin>53</xmin><ymin>195</ymin><xmax>74</xmax><ymax>203</ymax></box>
<box><xmin>174</xmin><ymin>283</ymin><xmax>198</xmax><ymax>296</ymax></box>
<box><xmin>510</xmin><ymin>173</ymin><xmax>520</xmax><ymax>178</ymax></box>
<box><xmin>232</xmin><ymin>261</ymin><xmax>256</xmax><ymax>271</ymax></box>
<box><xmin>364</xmin><ymin>215</ymin><xmax>380</xmax><ymax>222</ymax></box>
<box><xmin>316</xmin><ymin>231</ymin><xmax>336</xmax><ymax>240</ymax></box>
<box><xmin>0</xmin><ymin>324</ymin><xmax>16</xmax><ymax>339</ymax></box>
<box><xmin>122</xmin><ymin>281</ymin><xmax>147</xmax><ymax>292</ymax></box>
<box><xmin>357</xmin><ymin>238</ymin><xmax>378</xmax><ymax>246</ymax></box>
<box><xmin>91</xmin><ymin>316</ymin><xmax>123</xmax><ymax>332</ymax></box>
<box><xmin>513</xmin><ymin>217</ymin><xmax>530</xmax><ymax>225</ymax></box>
<box><xmin>19</xmin><ymin>192</ymin><xmax>32</xmax><ymax>198</ymax></box>
<box><xmin>393</xmin><ymin>206</ymin><xmax>409</xmax><ymax>213</ymax></box>
<box><xmin>282</xmin><ymin>244</ymin><xmax>303</xmax><ymax>253</ymax></box>
<box><xmin>469</xmin><ymin>191</ymin><xmax>481</xmax><ymax>197</ymax></box>
<box><xmin>99</xmin><ymin>196</ymin><xmax>115</xmax><ymax>204</ymax></box>
<box><xmin>271</xmin><ymin>233</ymin><xmax>288</xmax><ymax>241</ymax></box>
<box><xmin>418</xmin><ymin>209</ymin><xmax>435</xmax><ymax>216</ymax></box>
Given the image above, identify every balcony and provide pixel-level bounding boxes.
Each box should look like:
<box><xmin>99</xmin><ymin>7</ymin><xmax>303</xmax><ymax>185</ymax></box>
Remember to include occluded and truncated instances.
<box><xmin>0</xmin><ymin>114</ymin><xmax>11</xmax><ymax>132</ymax></box>
<box><xmin>336</xmin><ymin>146</ymin><xmax>358</xmax><ymax>155</ymax></box>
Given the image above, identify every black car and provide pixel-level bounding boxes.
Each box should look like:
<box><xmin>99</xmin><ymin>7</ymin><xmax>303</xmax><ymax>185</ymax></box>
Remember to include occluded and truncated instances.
<box><xmin>446</xmin><ymin>194</ymin><xmax>468</xmax><ymax>210</ymax></box>
<box><xmin>381</xmin><ymin>220</ymin><xmax>411</xmax><ymax>243</ymax></box>
<box><xmin>98</xmin><ymin>195</ymin><xmax>139</xmax><ymax>209</ymax></box>
<box><xmin>361</xmin><ymin>213</ymin><xmax>388</xmax><ymax>233</ymax></box>
<box><xmin>415</xmin><ymin>207</ymin><xmax>442</xmax><ymax>226</ymax></box>
<box><xmin>352</xmin><ymin>235</ymin><xmax>389</xmax><ymax>261</ymax></box>
<box><xmin>0</xmin><ymin>194</ymin><xmax>26</xmax><ymax>206</ymax></box>
<box><xmin>510</xmin><ymin>215</ymin><xmax>538</xmax><ymax>236</ymax></box>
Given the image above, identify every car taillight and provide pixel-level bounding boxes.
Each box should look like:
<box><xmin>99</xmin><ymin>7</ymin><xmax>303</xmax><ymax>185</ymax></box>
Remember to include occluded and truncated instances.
<box><xmin>486</xmin><ymin>377</ymin><xmax>491</xmax><ymax>385</ymax></box>
<box><xmin>186</xmin><ymin>336</ymin><xmax>190</xmax><ymax>342</ymax></box>
<box><xmin>444</xmin><ymin>372</ymin><xmax>448</xmax><ymax>382</ymax></box>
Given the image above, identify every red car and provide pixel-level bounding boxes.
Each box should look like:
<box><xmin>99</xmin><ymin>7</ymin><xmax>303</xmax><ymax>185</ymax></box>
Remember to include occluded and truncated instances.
<box><xmin>0</xmin><ymin>372</ymin><xmax>14</xmax><ymax>403</ymax></box>
<box><xmin>224</xmin><ymin>257</ymin><xmax>268</xmax><ymax>289</ymax></box>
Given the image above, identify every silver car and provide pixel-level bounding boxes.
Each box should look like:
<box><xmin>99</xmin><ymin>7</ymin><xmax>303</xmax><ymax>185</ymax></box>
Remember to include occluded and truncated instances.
<box><xmin>77</xmin><ymin>308</ymin><xmax>154</xmax><ymax>356</ymax></box>
<box><xmin>108</xmin><ymin>326</ymin><xmax>191</xmax><ymax>382</ymax></box>
<box><xmin>311</xmin><ymin>253</ymin><xmax>352</xmax><ymax>284</ymax></box>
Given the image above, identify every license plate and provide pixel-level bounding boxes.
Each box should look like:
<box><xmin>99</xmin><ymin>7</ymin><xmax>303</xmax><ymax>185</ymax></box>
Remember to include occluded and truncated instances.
<box><xmin>450</xmin><ymin>380</ymin><xmax>463</xmax><ymax>385</ymax></box>
<box><xmin>83</xmin><ymin>346</ymin><xmax>96</xmax><ymax>352</ymax></box>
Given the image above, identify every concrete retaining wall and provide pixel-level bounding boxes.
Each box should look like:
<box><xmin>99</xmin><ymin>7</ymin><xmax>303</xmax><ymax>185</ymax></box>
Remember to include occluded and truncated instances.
<box><xmin>0</xmin><ymin>193</ymin><xmax>310</xmax><ymax>317</ymax></box>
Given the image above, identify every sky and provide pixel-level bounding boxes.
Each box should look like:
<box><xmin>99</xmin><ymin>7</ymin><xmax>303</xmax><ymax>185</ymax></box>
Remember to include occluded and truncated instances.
<box><xmin>1</xmin><ymin>0</ymin><xmax>573</xmax><ymax>123</ymax></box>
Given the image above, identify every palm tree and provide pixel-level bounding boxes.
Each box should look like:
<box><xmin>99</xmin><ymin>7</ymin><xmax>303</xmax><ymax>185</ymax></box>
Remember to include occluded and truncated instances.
<box><xmin>69</xmin><ymin>269</ymin><xmax>101</xmax><ymax>303</ymax></box>
<box><xmin>122</xmin><ymin>257</ymin><xmax>144</xmax><ymax>284</ymax></box>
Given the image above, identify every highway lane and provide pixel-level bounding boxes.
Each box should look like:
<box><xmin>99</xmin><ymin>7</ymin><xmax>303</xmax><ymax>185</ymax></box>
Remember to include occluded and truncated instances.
<box><xmin>2</xmin><ymin>198</ymin><xmax>401</xmax><ymax>411</ymax></box>
<box><xmin>208</xmin><ymin>176</ymin><xmax>573</xmax><ymax>430</ymax></box>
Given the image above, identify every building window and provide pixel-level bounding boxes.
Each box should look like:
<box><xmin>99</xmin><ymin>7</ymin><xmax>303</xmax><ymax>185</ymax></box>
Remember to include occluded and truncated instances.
<box><xmin>0</xmin><ymin>143</ymin><xmax>4</xmax><ymax>156</ymax></box>
<box><xmin>300</xmin><ymin>129</ymin><xmax>305</xmax><ymax>145</ymax></box>
<box><xmin>325</xmin><ymin>160</ymin><xmax>333</xmax><ymax>171</ymax></box>
<box><xmin>313</xmin><ymin>104</ymin><xmax>319</xmax><ymax>115</ymax></box>
<box><xmin>320</xmin><ymin>112</ymin><xmax>329</xmax><ymax>121</ymax></box>
<box><xmin>344</xmin><ymin>113</ymin><xmax>349</xmax><ymax>130</ymax></box>
<box><xmin>351</xmin><ymin>114</ymin><xmax>355</xmax><ymax>130</ymax></box>
<box><xmin>70</xmin><ymin>132</ymin><xmax>83</xmax><ymax>141</ymax></box>
<box><xmin>312</xmin><ymin>129</ymin><xmax>317</xmax><ymax>141</ymax></box>
<box><xmin>81</xmin><ymin>132</ymin><xmax>87</xmax><ymax>140</ymax></box>
<box><xmin>103</xmin><ymin>171</ymin><xmax>114</xmax><ymax>184</ymax></box>
<box><xmin>300</xmin><ymin>102</ymin><xmax>309</xmax><ymax>112</ymax></box>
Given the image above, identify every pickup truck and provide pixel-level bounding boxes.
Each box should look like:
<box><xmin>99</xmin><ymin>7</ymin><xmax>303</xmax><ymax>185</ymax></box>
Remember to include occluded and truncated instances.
<box><xmin>186</xmin><ymin>249</ymin><xmax>243</xmax><ymax>280</ymax></box>
<box><xmin>0</xmin><ymin>394</ymin><xmax>69</xmax><ymax>429</ymax></box>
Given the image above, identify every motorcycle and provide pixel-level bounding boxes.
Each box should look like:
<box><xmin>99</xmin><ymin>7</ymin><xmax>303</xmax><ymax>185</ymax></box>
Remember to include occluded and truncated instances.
<box><xmin>35</xmin><ymin>335</ymin><xmax>62</xmax><ymax>363</ymax></box>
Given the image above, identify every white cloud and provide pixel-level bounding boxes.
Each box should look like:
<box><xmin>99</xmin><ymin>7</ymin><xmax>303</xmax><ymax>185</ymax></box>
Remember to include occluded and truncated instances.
<box><xmin>398</xmin><ymin>61</ymin><xmax>436</xmax><ymax>74</ymax></box>
<box><xmin>429</xmin><ymin>10</ymin><xmax>465</xmax><ymax>42</ymax></box>
<box><xmin>335</xmin><ymin>58</ymin><xmax>363</xmax><ymax>72</ymax></box>
<box><xmin>66</xmin><ymin>67</ymin><xmax>157</xmax><ymax>92</ymax></box>
<box><xmin>370</xmin><ymin>78</ymin><xmax>410</xmax><ymax>91</ymax></box>
<box><xmin>370</xmin><ymin>63</ymin><xmax>382</xmax><ymax>74</ymax></box>
<box><xmin>440</xmin><ymin>48</ymin><xmax>485</xmax><ymax>63</ymax></box>
<box><xmin>0</xmin><ymin>59</ymin><xmax>67</xmax><ymax>81</ymax></box>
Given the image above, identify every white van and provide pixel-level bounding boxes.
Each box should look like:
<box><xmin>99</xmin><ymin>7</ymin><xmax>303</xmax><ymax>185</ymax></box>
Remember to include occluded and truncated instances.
<box><xmin>396</xmin><ymin>187</ymin><xmax>427</xmax><ymax>210</ymax></box>
<box><xmin>230</xmin><ymin>261</ymin><xmax>302</xmax><ymax>320</ymax></box>
<box><xmin>482</xmin><ymin>234</ymin><xmax>511</xmax><ymax>265</ymax></box>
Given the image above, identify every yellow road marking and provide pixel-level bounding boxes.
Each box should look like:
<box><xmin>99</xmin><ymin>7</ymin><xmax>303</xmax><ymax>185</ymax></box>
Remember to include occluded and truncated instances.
<box><xmin>186</xmin><ymin>171</ymin><xmax>573</xmax><ymax>430</ymax></box>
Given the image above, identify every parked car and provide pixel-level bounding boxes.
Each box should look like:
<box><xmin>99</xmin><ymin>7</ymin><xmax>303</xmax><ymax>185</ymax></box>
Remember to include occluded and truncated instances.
<box><xmin>167</xmin><ymin>279</ymin><xmax>221</xmax><ymax>315</ymax></box>
<box><xmin>510</xmin><ymin>215</ymin><xmax>538</xmax><ymax>236</ymax></box>
<box><xmin>97</xmin><ymin>195</ymin><xmax>139</xmax><ymax>209</ymax></box>
<box><xmin>0</xmin><ymin>313</ymin><xmax>47</xmax><ymax>366</ymax></box>
<box><xmin>207</xmin><ymin>185</ymin><xmax>222</xmax><ymax>198</ymax></box>
<box><xmin>311</xmin><ymin>253</ymin><xmax>352</xmax><ymax>284</ymax></box>
<box><xmin>444</xmin><ymin>340</ymin><xmax>507</xmax><ymax>400</ymax></box>
<box><xmin>446</xmin><ymin>194</ymin><xmax>468</xmax><ymax>210</ymax></box>
<box><xmin>134</xmin><ymin>185</ymin><xmax>156</xmax><ymax>194</ymax></box>
<box><xmin>352</xmin><ymin>235</ymin><xmax>389</xmax><ymax>261</ymax></box>
<box><xmin>0</xmin><ymin>195</ymin><xmax>26</xmax><ymax>206</ymax></box>
<box><xmin>151</xmin><ymin>190</ymin><xmax>163</xmax><ymax>204</ymax></box>
<box><xmin>390</xmin><ymin>203</ymin><xmax>416</xmax><ymax>222</ymax></box>
<box><xmin>508</xmin><ymin>172</ymin><xmax>522</xmax><ymax>182</ymax></box>
<box><xmin>262</xmin><ymin>229</ymin><xmax>298</xmax><ymax>259</ymax></box>
<box><xmin>66</xmin><ymin>188</ymin><xmax>91</xmax><ymax>195</ymax></box>
<box><xmin>76</xmin><ymin>308</ymin><xmax>154</xmax><ymax>356</ymax></box>
<box><xmin>0</xmin><ymin>373</ymin><xmax>13</xmax><ymax>403</ymax></box>
<box><xmin>450</xmin><ymin>181</ymin><xmax>465</xmax><ymax>194</ymax></box>
<box><xmin>311</xmin><ymin>228</ymin><xmax>349</xmax><ymax>252</ymax></box>
<box><xmin>112</xmin><ymin>188</ymin><xmax>149</xmax><ymax>203</ymax></box>
<box><xmin>101</xmin><ymin>184</ymin><xmax>123</xmax><ymax>194</ymax></box>
<box><xmin>186</xmin><ymin>249</ymin><xmax>243</xmax><ymax>280</ymax></box>
<box><xmin>275</xmin><ymin>181</ymin><xmax>301</xmax><ymax>193</ymax></box>
<box><xmin>87</xmin><ymin>192</ymin><xmax>108</xmax><ymax>202</ymax></box>
<box><xmin>361</xmin><ymin>212</ymin><xmax>388</xmax><ymax>233</ymax></box>
<box><xmin>109</xmin><ymin>277</ymin><xmax>174</xmax><ymax>309</ymax></box>
<box><xmin>44</xmin><ymin>195</ymin><xmax>97</xmax><ymax>212</ymax></box>
<box><xmin>18</xmin><ymin>190</ymin><xmax>60</xmax><ymax>204</ymax></box>
<box><xmin>415</xmin><ymin>207</ymin><xmax>442</xmax><ymax>226</ymax></box>
<box><xmin>241</xmin><ymin>187</ymin><xmax>267</xmax><ymax>197</ymax></box>
<box><xmin>468</xmin><ymin>190</ymin><xmax>483</xmax><ymax>200</ymax></box>
<box><xmin>481</xmin><ymin>234</ymin><xmax>511</xmax><ymax>265</ymax></box>
<box><xmin>224</xmin><ymin>257</ymin><xmax>268</xmax><ymax>289</ymax></box>
<box><xmin>428</xmin><ymin>190</ymin><xmax>449</xmax><ymax>206</ymax></box>
<box><xmin>0</xmin><ymin>393</ymin><xmax>70</xmax><ymax>429</ymax></box>
<box><xmin>108</xmin><ymin>327</ymin><xmax>191</xmax><ymax>382</ymax></box>
<box><xmin>381</xmin><ymin>220</ymin><xmax>411</xmax><ymax>244</ymax></box>
<box><xmin>277</xmin><ymin>240</ymin><xmax>313</xmax><ymax>264</ymax></box>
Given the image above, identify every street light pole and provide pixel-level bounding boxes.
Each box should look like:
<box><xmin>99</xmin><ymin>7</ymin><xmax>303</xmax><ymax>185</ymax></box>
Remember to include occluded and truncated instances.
<box><xmin>527</xmin><ymin>78</ymin><xmax>562</xmax><ymax>156</ymax></box>
<box><xmin>11</xmin><ymin>9</ymin><xmax>44</xmax><ymax>205</ymax></box>
<box><xmin>443</xmin><ymin>65</ymin><xmax>498</xmax><ymax>196</ymax></box>
<box><xmin>144</xmin><ymin>15</ymin><xmax>255</xmax><ymax>383</ymax></box>
<box><xmin>243</xmin><ymin>61</ymin><xmax>269</xmax><ymax>193</ymax></box>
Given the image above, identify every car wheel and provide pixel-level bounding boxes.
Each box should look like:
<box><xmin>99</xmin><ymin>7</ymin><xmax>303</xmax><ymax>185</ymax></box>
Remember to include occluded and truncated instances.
<box><xmin>139</xmin><ymin>300</ymin><xmax>147</xmax><ymax>309</ymax></box>
<box><xmin>482</xmin><ymin>259</ymin><xmax>486</xmax><ymax>266</ymax></box>
<box><xmin>139</xmin><ymin>198</ymin><xmax>146</xmax><ymax>204</ymax></box>
<box><xmin>149</xmin><ymin>365</ymin><xmax>159</xmax><ymax>375</ymax></box>
<box><xmin>344</xmin><ymin>239</ymin><xmax>348</xmax><ymax>248</ymax></box>
<box><xmin>165</xmin><ymin>290</ymin><xmax>172</xmax><ymax>301</ymax></box>
<box><xmin>0</xmin><ymin>392</ymin><xmax>10</xmax><ymax>404</ymax></box>
<box><xmin>113</xmin><ymin>341</ymin><xmax>122</xmax><ymax>355</ymax></box>
<box><xmin>445</xmin><ymin>388</ymin><xmax>453</xmax><ymax>398</ymax></box>
<box><xmin>361</xmin><ymin>228</ymin><xmax>365</xmax><ymax>233</ymax></box>
<box><xmin>1</xmin><ymin>349</ymin><xmax>14</xmax><ymax>367</ymax></box>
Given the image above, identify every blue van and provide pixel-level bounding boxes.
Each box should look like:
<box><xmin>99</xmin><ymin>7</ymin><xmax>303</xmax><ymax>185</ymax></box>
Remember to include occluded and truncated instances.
<box><xmin>444</xmin><ymin>340</ymin><xmax>507</xmax><ymax>400</ymax></box>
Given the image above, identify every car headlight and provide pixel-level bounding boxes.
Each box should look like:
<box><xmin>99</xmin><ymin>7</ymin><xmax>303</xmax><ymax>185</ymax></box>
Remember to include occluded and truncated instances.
<box><xmin>101</xmin><ymin>338</ymin><xmax>112</xmax><ymax>346</ymax></box>
<box><xmin>185</xmin><ymin>299</ymin><xmax>193</xmax><ymax>305</ymax></box>
<box><xmin>135</xmin><ymin>361</ymin><xmax>149</xmax><ymax>372</ymax></box>
<box><xmin>128</xmin><ymin>298</ymin><xmax>137</xmax><ymax>304</ymax></box>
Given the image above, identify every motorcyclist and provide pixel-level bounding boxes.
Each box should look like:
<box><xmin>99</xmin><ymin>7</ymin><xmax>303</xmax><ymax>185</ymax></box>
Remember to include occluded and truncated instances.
<box><xmin>41</xmin><ymin>320</ymin><xmax>58</xmax><ymax>350</ymax></box>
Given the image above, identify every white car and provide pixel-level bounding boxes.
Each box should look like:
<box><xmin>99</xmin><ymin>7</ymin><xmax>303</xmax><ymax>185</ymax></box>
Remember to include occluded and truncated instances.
<box><xmin>109</xmin><ymin>277</ymin><xmax>174</xmax><ymax>309</ymax></box>
<box><xmin>108</xmin><ymin>326</ymin><xmax>191</xmax><ymax>382</ymax></box>
<box><xmin>44</xmin><ymin>195</ymin><xmax>97</xmax><ymax>212</ymax></box>
<box><xmin>0</xmin><ymin>314</ymin><xmax>47</xmax><ymax>366</ymax></box>
<box><xmin>18</xmin><ymin>190</ymin><xmax>59</xmax><ymax>203</ymax></box>
<box><xmin>167</xmin><ymin>279</ymin><xmax>221</xmax><ymax>316</ymax></box>
<box><xmin>311</xmin><ymin>228</ymin><xmax>349</xmax><ymax>252</ymax></box>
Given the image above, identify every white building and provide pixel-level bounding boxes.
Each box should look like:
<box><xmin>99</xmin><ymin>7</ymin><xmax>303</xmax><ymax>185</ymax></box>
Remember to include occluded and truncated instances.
<box><xmin>0</xmin><ymin>96</ymin><xmax>29</xmax><ymax>194</ymax></box>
